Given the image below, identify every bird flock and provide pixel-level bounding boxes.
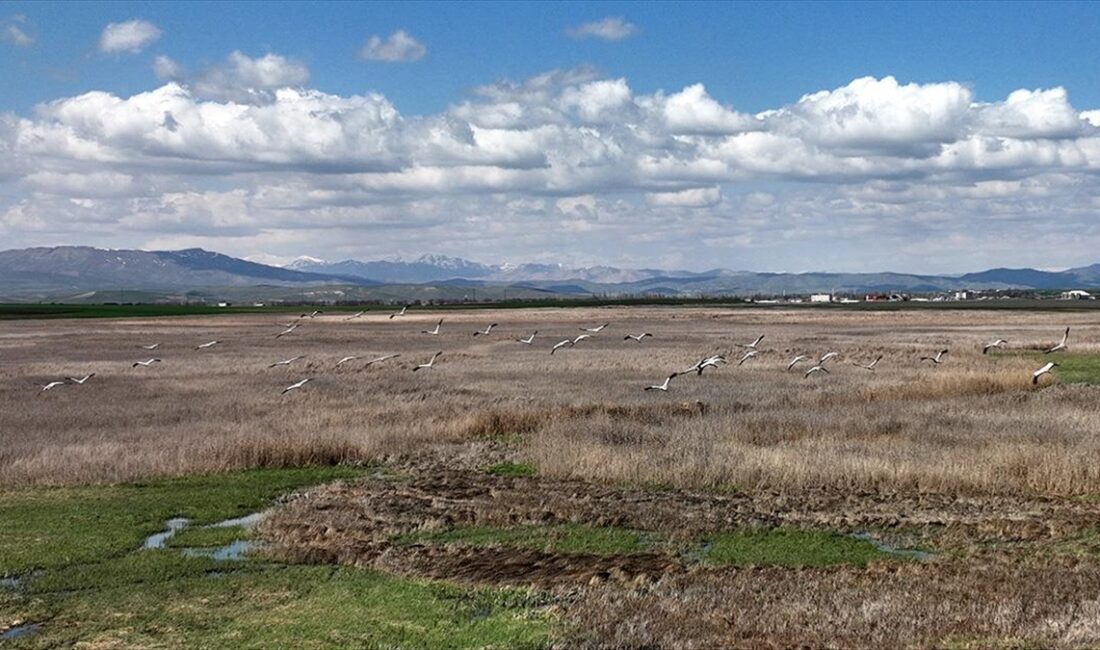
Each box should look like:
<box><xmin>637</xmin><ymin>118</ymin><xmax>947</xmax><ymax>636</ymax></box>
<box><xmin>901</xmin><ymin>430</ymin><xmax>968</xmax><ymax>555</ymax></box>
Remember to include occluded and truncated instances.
<box><xmin>34</xmin><ymin>309</ymin><xmax>1076</xmax><ymax>396</ymax></box>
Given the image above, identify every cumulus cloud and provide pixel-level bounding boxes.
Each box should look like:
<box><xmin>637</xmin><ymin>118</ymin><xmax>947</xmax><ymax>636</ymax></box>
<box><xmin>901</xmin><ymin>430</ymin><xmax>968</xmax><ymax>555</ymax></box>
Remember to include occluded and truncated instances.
<box><xmin>5</xmin><ymin>68</ymin><xmax>1100</xmax><ymax>271</ymax></box>
<box><xmin>150</xmin><ymin>51</ymin><xmax>309</xmax><ymax>103</ymax></box>
<box><xmin>99</xmin><ymin>19</ymin><xmax>161</xmax><ymax>54</ymax></box>
<box><xmin>567</xmin><ymin>17</ymin><xmax>637</xmax><ymax>41</ymax></box>
<box><xmin>360</xmin><ymin>30</ymin><xmax>426</xmax><ymax>62</ymax></box>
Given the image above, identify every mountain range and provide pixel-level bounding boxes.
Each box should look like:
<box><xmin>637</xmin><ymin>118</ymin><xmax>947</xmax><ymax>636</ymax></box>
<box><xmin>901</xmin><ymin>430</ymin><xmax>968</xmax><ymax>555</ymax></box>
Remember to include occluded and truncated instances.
<box><xmin>1</xmin><ymin>246</ymin><xmax>1098</xmax><ymax>302</ymax></box>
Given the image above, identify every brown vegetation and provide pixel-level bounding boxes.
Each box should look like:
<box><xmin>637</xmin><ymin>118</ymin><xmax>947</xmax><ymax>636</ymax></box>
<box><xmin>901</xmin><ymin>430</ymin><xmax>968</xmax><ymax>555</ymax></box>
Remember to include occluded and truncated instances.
<box><xmin>2</xmin><ymin>307</ymin><xmax>1099</xmax><ymax>495</ymax></box>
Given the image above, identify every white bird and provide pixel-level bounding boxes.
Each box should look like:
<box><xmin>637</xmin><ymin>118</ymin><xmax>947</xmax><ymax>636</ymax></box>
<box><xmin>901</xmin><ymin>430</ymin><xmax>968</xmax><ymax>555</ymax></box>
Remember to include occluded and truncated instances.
<box><xmin>738</xmin><ymin>334</ymin><xmax>765</xmax><ymax>350</ymax></box>
<box><xmin>1045</xmin><ymin>327</ymin><xmax>1070</xmax><ymax>354</ymax></box>
<box><xmin>982</xmin><ymin>339</ymin><xmax>1008</xmax><ymax>355</ymax></box>
<box><xmin>421</xmin><ymin>319</ymin><xmax>443</xmax><ymax>335</ymax></box>
<box><xmin>362</xmin><ymin>353</ymin><xmax>400</xmax><ymax>367</ymax></box>
<box><xmin>335</xmin><ymin>355</ymin><xmax>360</xmax><ymax>367</ymax></box>
<box><xmin>269</xmin><ymin>356</ymin><xmax>304</xmax><ymax>368</ymax></box>
<box><xmin>281</xmin><ymin>378</ymin><xmax>312</xmax><ymax>394</ymax></box>
<box><xmin>517</xmin><ymin>331</ymin><xmax>538</xmax><ymax>344</ymax></box>
<box><xmin>623</xmin><ymin>333</ymin><xmax>652</xmax><ymax>342</ymax></box>
<box><xmin>196</xmin><ymin>340</ymin><xmax>220</xmax><ymax>350</ymax></box>
<box><xmin>473</xmin><ymin>323</ymin><xmax>498</xmax><ymax>337</ymax></box>
<box><xmin>855</xmin><ymin>356</ymin><xmax>883</xmax><ymax>371</ymax></box>
<box><xmin>302</xmin><ymin>310</ymin><xmax>322</xmax><ymax>319</ymax></box>
<box><xmin>1032</xmin><ymin>362</ymin><xmax>1059</xmax><ymax>385</ymax></box>
<box><xmin>737</xmin><ymin>350</ymin><xmax>758</xmax><ymax>366</ymax></box>
<box><xmin>139</xmin><ymin>343</ymin><xmax>160</xmax><ymax>350</ymax></box>
<box><xmin>132</xmin><ymin>359</ymin><xmax>161</xmax><ymax>368</ymax></box>
<box><xmin>787</xmin><ymin>355</ymin><xmax>809</xmax><ymax>371</ymax></box>
<box><xmin>346</xmin><ymin>311</ymin><xmax>365</xmax><ymax>321</ymax></box>
<box><xmin>804</xmin><ymin>365</ymin><xmax>830</xmax><ymax>379</ymax></box>
<box><xmin>412</xmin><ymin>351</ymin><xmax>442</xmax><ymax>372</ymax></box>
<box><xmin>389</xmin><ymin>305</ymin><xmax>409</xmax><ymax>319</ymax></box>
<box><xmin>65</xmin><ymin>373</ymin><xmax>96</xmax><ymax>384</ymax></box>
<box><xmin>550</xmin><ymin>339</ymin><xmax>573</xmax><ymax>355</ymax></box>
<box><xmin>920</xmin><ymin>349</ymin><xmax>949</xmax><ymax>364</ymax></box>
<box><xmin>685</xmin><ymin>354</ymin><xmax>726</xmax><ymax>375</ymax></box>
<box><xmin>572</xmin><ymin>334</ymin><xmax>592</xmax><ymax>345</ymax></box>
<box><xmin>819</xmin><ymin>352</ymin><xmax>840</xmax><ymax>364</ymax></box>
<box><xmin>41</xmin><ymin>380</ymin><xmax>67</xmax><ymax>392</ymax></box>
<box><xmin>580</xmin><ymin>323</ymin><xmax>609</xmax><ymax>333</ymax></box>
<box><xmin>275</xmin><ymin>324</ymin><xmax>299</xmax><ymax>339</ymax></box>
<box><xmin>644</xmin><ymin>373</ymin><xmax>679</xmax><ymax>392</ymax></box>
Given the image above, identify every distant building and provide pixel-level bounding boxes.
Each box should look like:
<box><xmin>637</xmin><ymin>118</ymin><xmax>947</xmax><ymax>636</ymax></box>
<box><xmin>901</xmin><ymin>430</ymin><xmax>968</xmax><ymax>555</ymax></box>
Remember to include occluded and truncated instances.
<box><xmin>1061</xmin><ymin>290</ymin><xmax>1093</xmax><ymax>300</ymax></box>
<box><xmin>810</xmin><ymin>293</ymin><xmax>833</xmax><ymax>303</ymax></box>
<box><xmin>217</xmin><ymin>301</ymin><xmax>231</xmax><ymax>308</ymax></box>
<box><xmin>953</xmin><ymin>291</ymin><xmax>972</xmax><ymax>301</ymax></box>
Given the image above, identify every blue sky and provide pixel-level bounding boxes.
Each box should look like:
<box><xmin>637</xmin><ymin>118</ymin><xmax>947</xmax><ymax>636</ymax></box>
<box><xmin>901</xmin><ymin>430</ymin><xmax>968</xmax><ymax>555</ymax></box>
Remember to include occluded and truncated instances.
<box><xmin>3</xmin><ymin>1</ymin><xmax>1100</xmax><ymax>273</ymax></box>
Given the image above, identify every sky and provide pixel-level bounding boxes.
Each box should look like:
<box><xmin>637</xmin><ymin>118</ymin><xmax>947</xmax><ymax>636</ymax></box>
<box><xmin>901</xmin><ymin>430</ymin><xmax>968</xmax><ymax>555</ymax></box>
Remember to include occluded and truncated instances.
<box><xmin>3</xmin><ymin>1</ymin><xmax>1100</xmax><ymax>274</ymax></box>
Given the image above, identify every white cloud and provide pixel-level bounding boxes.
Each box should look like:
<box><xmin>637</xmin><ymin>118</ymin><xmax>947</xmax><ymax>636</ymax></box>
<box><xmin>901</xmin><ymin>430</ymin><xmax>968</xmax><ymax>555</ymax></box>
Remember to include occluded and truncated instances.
<box><xmin>152</xmin><ymin>55</ymin><xmax>184</xmax><ymax>80</ymax></box>
<box><xmin>360</xmin><ymin>30</ymin><xmax>426</xmax><ymax>62</ymax></box>
<box><xmin>567</xmin><ymin>17</ymin><xmax>638</xmax><ymax>41</ymax></box>
<box><xmin>6</xmin><ymin>68</ymin><xmax>1100</xmax><ymax>271</ymax></box>
<box><xmin>99</xmin><ymin>19</ymin><xmax>162</xmax><ymax>54</ymax></box>
<box><xmin>2</xmin><ymin>23</ymin><xmax>33</xmax><ymax>47</ymax></box>
<box><xmin>646</xmin><ymin>186</ymin><xmax>722</xmax><ymax>208</ymax></box>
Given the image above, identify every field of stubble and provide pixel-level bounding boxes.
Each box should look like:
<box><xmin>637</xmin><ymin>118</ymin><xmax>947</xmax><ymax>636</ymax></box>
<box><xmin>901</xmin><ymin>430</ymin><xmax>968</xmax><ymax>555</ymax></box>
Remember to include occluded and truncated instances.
<box><xmin>5</xmin><ymin>306</ymin><xmax>1100</xmax><ymax>648</ymax></box>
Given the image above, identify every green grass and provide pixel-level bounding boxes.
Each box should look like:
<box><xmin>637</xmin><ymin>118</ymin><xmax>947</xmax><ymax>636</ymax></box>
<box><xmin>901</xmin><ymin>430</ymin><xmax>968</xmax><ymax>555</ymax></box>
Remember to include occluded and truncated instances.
<box><xmin>0</xmin><ymin>467</ymin><xmax>556</xmax><ymax>648</ymax></box>
<box><xmin>0</xmin><ymin>466</ymin><xmax>363</xmax><ymax>576</ymax></box>
<box><xmin>699</xmin><ymin>528</ymin><xmax>892</xmax><ymax>567</ymax></box>
<box><xmin>1047</xmin><ymin>353</ymin><xmax>1100</xmax><ymax>385</ymax></box>
<box><xmin>397</xmin><ymin>524</ymin><xmax>659</xmax><ymax>556</ymax></box>
<box><xmin>485</xmin><ymin>462</ymin><xmax>537</xmax><ymax>478</ymax></box>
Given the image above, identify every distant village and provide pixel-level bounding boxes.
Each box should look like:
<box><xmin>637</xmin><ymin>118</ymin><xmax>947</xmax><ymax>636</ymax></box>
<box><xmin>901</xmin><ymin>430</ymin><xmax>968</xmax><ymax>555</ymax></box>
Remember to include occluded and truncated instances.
<box><xmin>751</xmin><ymin>289</ymin><xmax>1095</xmax><ymax>305</ymax></box>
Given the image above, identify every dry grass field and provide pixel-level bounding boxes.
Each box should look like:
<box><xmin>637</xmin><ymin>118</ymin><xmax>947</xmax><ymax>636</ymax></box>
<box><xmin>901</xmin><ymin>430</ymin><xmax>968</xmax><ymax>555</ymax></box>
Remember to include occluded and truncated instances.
<box><xmin>5</xmin><ymin>306</ymin><xmax>1100</xmax><ymax>647</ymax></box>
<box><xmin>3</xmin><ymin>307</ymin><xmax>1099</xmax><ymax>493</ymax></box>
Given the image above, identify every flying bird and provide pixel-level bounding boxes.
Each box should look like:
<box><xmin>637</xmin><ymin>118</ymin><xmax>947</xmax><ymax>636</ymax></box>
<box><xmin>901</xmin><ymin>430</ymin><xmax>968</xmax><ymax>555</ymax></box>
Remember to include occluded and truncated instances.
<box><xmin>920</xmin><ymin>349</ymin><xmax>949</xmax><ymax>364</ymax></box>
<box><xmin>281</xmin><ymin>378</ymin><xmax>312</xmax><ymax>394</ymax></box>
<box><xmin>804</xmin><ymin>365</ymin><xmax>831</xmax><ymax>379</ymax></box>
<box><xmin>421</xmin><ymin>319</ymin><xmax>443</xmax><ymax>335</ymax></box>
<box><xmin>412</xmin><ymin>351</ymin><xmax>442</xmax><ymax>372</ymax></box>
<box><xmin>738</xmin><ymin>334</ymin><xmax>765</xmax><ymax>350</ymax></box>
<box><xmin>1032</xmin><ymin>362</ymin><xmax>1058</xmax><ymax>385</ymax></box>
<box><xmin>132</xmin><ymin>359</ymin><xmax>161</xmax><ymax>368</ymax></box>
<box><xmin>346</xmin><ymin>311</ymin><xmax>365</xmax><ymax>321</ymax></box>
<box><xmin>196</xmin><ymin>341</ymin><xmax>220</xmax><ymax>350</ymax></box>
<box><xmin>275</xmin><ymin>324</ymin><xmax>299</xmax><ymax>339</ymax></box>
<box><xmin>623</xmin><ymin>333</ymin><xmax>652</xmax><ymax>342</ymax></box>
<box><xmin>550</xmin><ymin>339</ymin><xmax>573</xmax><ymax>355</ymax></box>
<box><xmin>737</xmin><ymin>350</ymin><xmax>758</xmax><ymax>366</ymax></box>
<box><xmin>473</xmin><ymin>323</ymin><xmax>499</xmax><ymax>336</ymax></box>
<box><xmin>580</xmin><ymin>323</ymin><xmax>609</xmax><ymax>333</ymax></box>
<box><xmin>982</xmin><ymin>339</ymin><xmax>1008</xmax><ymax>354</ymax></box>
<box><xmin>644</xmin><ymin>373</ymin><xmax>679</xmax><ymax>392</ymax></box>
<box><xmin>301</xmin><ymin>310</ymin><xmax>323</xmax><ymax>319</ymax></box>
<box><xmin>516</xmin><ymin>331</ymin><xmax>538</xmax><ymax>344</ymax></box>
<box><xmin>335</xmin><ymin>355</ymin><xmax>360</xmax><ymax>367</ymax></box>
<box><xmin>855</xmin><ymin>356</ymin><xmax>883</xmax><ymax>371</ymax></box>
<box><xmin>1045</xmin><ymin>328</ymin><xmax>1070</xmax><ymax>354</ymax></box>
<box><xmin>269</xmin><ymin>356</ymin><xmax>304</xmax><ymax>368</ymax></box>
<box><xmin>389</xmin><ymin>305</ymin><xmax>409</xmax><ymax>319</ymax></box>
<box><xmin>685</xmin><ymin>354</ymin><xmax>726</xmax><ymax>375</ymax></box>
<box><xmin>362</xmin><ymin>353</ymin><xmax>400</xmax><ymax>367</ymax></box>
<box><xmin>65</xmin><ymin>373</ymin><xmax>96</xmax><ymax>384</ymax></box>
<box><xmin>139</xmin><ymin>343</ymin><xmax>160</xmax><ymax>350</ymax></box>
<box><xmin>41</xmin><ymin>380</ymin><xmax>68</xmax><ymax>392</ymax></box>
<box><xmin>819</xmin><ymin>352</ymin><xmax>840</xmax><ymax>364</ymax></box>
<box><xmin>787</xmin><ymin>355</ymin><xmax>809</xmax><ymax>371</ymax></box>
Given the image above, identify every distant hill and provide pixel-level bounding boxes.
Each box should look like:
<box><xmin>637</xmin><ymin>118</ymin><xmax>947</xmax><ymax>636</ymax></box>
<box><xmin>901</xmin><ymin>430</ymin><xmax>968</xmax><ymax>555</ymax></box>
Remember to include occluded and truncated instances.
<box><xmin>0</xmin><ymin>246</ymin><xmax>1098</xmax><ymax>302</ymax></box>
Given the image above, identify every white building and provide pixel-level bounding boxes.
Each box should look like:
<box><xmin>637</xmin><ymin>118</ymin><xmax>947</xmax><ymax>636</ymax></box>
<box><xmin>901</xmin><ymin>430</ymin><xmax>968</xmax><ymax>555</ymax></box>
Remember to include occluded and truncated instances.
<box><xmin>1061</xmin><ymin>290</ymin><xmax>1093</xmax><ymax>300</ymax></box>
<box><xmin>809</xmin><ymin>294</ymin><xmax>833</xmax><ymax>303</ymax></box>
